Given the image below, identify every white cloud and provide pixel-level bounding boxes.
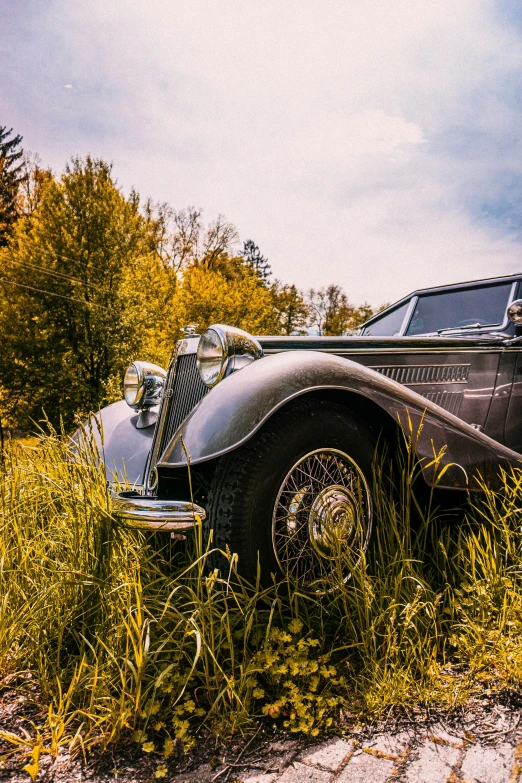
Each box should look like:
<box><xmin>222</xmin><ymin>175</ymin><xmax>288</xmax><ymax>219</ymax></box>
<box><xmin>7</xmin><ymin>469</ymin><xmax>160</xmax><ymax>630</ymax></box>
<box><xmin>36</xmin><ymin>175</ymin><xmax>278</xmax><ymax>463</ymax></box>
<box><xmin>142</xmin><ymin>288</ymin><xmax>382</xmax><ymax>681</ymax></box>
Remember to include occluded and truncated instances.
<box><xmin>5</xmin><ymin>0</ymin><xmax>522</xmax><ymax>303</ymax></box>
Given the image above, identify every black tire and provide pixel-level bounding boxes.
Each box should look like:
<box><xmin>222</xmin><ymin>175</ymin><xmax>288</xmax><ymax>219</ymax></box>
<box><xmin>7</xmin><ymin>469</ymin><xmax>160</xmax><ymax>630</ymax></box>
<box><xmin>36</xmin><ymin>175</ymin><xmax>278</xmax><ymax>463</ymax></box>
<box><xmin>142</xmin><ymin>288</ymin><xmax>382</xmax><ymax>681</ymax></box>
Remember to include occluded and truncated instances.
<box><xmin>205</xmin><ymin>398</ymin><xmax>377</xmax><ymax>589</ymax></box>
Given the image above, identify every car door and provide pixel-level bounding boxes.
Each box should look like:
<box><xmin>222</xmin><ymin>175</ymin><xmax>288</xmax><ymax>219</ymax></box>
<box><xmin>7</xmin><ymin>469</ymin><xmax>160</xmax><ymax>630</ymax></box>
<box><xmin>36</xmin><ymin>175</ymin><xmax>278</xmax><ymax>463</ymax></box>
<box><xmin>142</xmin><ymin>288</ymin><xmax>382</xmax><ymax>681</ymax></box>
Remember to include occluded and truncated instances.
<box><xmin>347</xmin><ymin>336</ymin><xmax>502</xmax><ymax>431</ymax></box>
<box><xmin>503</xmin><ymin>347</ymin><xmax>522</xmax><ymax>451</ymax></box>
<box><xmin>347</xmin><ymin>280</ymin><xmax>516</xmax><ymax>431</ymax></box>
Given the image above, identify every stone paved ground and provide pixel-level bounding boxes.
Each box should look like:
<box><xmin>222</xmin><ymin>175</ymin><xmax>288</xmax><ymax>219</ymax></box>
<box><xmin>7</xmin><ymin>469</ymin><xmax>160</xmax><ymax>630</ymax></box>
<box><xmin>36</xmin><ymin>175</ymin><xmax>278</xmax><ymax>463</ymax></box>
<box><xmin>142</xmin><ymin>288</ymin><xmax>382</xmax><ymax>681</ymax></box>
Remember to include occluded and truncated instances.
<box><xmin>206</xmin><ymin>705</ymin><xmax>522</xmax><ymax>783</ymax></box>
<box><xmin>232</xmin><ymin>729</ymin><xmax>522</xmax><ymax>783</ymax></box>
<box><xmin>1</xmin><ymin>692</ymin><xmax>521</xmax><ymax>781</ymax></box>
<box><xmin>1</xmin><ymin>726</ymin><xmax>521</xmax><ymax>782</ymax></box>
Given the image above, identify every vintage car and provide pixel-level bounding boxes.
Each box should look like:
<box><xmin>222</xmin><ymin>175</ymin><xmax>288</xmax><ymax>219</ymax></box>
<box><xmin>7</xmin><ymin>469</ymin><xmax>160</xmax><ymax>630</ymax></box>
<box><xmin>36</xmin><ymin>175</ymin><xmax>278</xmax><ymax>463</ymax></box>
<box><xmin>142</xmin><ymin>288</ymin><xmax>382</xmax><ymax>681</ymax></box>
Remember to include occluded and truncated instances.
<box><xmin>96</xmin><ymin>272</ymin><xmax>522</xmax><ymax>587</ymax></box>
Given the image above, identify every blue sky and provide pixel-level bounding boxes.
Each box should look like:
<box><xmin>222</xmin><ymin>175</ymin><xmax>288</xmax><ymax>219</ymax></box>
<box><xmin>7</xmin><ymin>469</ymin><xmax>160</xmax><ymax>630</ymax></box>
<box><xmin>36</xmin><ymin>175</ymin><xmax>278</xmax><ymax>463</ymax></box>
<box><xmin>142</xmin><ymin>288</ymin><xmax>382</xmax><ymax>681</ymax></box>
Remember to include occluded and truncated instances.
<box><xmin>3</xmin><ymin>0</ymin><xmax>522</xmax><ymax>304</ymax></box>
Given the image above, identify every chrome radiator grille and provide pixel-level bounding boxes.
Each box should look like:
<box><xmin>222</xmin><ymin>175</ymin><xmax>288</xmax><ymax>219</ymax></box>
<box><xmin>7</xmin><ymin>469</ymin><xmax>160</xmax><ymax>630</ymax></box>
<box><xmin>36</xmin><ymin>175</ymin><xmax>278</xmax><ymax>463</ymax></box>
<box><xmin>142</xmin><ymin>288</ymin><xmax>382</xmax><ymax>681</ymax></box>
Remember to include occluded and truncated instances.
<box><xmin>160</xmin><ymin>353</ymin><xmax>208</xmax><ymax>453</ymax></box>
<box><xmin>147</xmin><ymin>347</ymin><xmax>208</xmax><ymax>487</ymax></box>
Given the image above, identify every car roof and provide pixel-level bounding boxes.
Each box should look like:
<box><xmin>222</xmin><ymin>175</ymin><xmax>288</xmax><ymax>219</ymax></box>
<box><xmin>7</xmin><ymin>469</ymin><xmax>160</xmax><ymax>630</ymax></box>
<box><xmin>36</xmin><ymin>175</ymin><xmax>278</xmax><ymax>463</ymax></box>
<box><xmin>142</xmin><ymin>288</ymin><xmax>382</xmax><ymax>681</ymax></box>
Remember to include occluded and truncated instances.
<box><xmin>407</xmin><ymin>271</ymin><xmax>522</xmax><ymax>298</ymax></box>
<box><xmin>363</xmin><ymin>271</ymin><xmax>522</xmax><ymax>326</ymax></box>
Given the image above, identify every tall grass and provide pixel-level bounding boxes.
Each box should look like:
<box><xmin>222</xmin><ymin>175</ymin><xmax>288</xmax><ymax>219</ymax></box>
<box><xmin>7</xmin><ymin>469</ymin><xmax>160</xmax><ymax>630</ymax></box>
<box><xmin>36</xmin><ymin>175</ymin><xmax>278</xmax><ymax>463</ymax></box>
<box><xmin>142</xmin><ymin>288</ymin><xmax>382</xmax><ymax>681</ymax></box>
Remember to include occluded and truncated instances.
<box><xmin>0</xmin><ymin>425</ymin><xmax>521</xmax><ymax>775</ymax></box>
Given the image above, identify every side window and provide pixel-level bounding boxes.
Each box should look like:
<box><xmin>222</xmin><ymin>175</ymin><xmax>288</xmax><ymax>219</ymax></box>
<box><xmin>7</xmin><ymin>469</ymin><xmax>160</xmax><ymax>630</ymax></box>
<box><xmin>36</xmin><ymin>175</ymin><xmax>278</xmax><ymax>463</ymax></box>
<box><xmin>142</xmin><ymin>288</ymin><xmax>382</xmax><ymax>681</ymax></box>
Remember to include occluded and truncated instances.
<box><xmin>362</xmin><ymin>301</ymin><xmax>410</xmax><ymax>336</ymax></box>
<box><xmin>406</xmin><ymin>283</ymin><xmax>512</xmax><ymax>336</ymax></box>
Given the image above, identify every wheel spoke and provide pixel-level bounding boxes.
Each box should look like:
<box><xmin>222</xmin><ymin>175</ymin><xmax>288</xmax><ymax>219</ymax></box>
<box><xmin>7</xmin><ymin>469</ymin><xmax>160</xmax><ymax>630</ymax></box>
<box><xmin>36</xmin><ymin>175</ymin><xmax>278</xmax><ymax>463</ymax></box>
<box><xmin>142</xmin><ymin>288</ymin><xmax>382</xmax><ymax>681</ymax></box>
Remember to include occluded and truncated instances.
<box><xmin>294</xmin><ymin>465</ymin><xmax>318</xmax><ymax>486</ymax></box>
<box><xmin>272</xmin><ymin>447</ymin><xmax>372</xmax><ymax>591</ymax></box>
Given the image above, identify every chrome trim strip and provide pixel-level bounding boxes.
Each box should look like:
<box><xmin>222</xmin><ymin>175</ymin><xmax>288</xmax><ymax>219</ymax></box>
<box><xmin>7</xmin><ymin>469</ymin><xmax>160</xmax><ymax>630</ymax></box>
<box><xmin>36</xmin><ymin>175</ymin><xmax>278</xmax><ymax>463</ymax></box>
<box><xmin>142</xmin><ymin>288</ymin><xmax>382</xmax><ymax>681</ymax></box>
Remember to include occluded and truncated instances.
<box><xmin>176</xmin><ymin>337</ymin><xmax>200</xmax><ymax>356</ymax></box>
<box><xmin>399</xmin><ymin>295</ymin><xmax>418</xmax><ymax>335</ymax></box>
<box><xmin>112</xmin><ymin>494</ymin><xmax>206</xmax><ymax>530</ymax></box>
<box><xmin>144</xmin><ymin>356</ymin><xmax>176</xmax><ymax>493</ymax></box>
<box><xmin>263</xmin><ymin>347</ymin><xmax>505</xmax><ymax>355</ymax></box>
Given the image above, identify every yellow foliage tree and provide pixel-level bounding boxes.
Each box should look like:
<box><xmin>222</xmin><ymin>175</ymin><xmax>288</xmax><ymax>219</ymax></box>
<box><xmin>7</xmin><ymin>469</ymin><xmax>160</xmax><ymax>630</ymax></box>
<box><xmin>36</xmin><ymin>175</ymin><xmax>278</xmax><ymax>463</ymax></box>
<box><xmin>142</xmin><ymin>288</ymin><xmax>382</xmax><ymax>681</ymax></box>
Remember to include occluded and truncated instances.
<box><xmin>148</xmin><ymin>263</ymin><xmax>278</xmax><ymax>364</ymax></box>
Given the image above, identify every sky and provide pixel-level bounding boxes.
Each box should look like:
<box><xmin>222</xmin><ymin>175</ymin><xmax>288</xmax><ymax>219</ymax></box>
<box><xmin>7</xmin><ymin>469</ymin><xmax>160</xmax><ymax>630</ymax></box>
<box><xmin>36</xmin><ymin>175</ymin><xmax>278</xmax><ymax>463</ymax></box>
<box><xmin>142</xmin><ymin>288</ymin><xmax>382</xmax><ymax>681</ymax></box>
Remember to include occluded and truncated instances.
<box><xmin>2</xmin><ymin>0</ymin><xmax>522</xmax><ymax>305</ymax></box>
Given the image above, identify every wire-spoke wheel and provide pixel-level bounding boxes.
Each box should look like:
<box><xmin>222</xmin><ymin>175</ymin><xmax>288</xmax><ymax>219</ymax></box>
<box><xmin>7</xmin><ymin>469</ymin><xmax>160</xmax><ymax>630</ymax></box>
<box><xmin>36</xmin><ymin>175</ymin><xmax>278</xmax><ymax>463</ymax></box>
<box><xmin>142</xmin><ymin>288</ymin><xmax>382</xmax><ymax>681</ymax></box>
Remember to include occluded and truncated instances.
<box><xmin>272</xmin><ymin>448</ymin><xmax>372</xmax><ymax>590</ymax></box>
<box><xmin>206</xmin><ymin>398</ymin><xmax>377</xmax><ymax>588</ymax></box>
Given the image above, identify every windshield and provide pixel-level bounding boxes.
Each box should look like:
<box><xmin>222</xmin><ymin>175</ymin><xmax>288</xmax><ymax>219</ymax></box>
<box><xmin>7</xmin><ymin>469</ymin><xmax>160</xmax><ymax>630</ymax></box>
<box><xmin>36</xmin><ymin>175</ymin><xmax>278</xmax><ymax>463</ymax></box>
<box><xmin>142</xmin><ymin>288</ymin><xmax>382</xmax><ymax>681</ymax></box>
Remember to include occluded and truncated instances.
<box><xmin>362</xmin><ymin>301</ymin><xmax>410</xmax><ymax>336</ymax></box>
<box><xmin>406</xmin><ymin>283</ymin><xmax>513</xmax><ymax>336</ymax></box>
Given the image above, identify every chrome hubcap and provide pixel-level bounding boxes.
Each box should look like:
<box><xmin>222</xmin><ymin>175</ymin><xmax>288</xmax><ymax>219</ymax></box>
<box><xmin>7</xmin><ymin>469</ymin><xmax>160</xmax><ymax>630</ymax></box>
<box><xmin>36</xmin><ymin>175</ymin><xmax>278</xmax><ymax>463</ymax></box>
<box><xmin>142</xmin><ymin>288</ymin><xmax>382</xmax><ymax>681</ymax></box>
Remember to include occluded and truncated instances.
<box><xmin>309</xmin><ymin>485</ymin><xmax>359</xmax><ymax>559</ymax></box>
<box><xmin>272</xmin><ymin>448</ymin><xmax>372</xmax><ymax>589</ymax></box>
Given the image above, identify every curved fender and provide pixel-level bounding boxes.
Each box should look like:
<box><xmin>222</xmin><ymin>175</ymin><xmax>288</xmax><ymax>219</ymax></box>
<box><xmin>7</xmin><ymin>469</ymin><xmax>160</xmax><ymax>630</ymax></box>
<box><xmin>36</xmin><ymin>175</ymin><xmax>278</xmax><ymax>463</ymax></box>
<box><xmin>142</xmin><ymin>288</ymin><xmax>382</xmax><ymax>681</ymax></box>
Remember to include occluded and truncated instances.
<box><xmin>158</xmin><ymin>351</ymin><xmax>522</xmax><ymax>490</ymax></box>
<box><xmin>83</xmin><ymin>400</ymin><xmax>154</xmax><ymax>486</ymax></box>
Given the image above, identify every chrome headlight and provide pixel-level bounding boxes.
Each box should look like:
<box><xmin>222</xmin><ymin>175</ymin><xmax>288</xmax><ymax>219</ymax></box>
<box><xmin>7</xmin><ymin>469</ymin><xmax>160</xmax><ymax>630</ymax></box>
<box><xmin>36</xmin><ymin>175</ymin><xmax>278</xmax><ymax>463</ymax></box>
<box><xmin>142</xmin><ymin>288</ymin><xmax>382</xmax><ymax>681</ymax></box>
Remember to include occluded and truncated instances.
<box><xmin>196</xmin><ymin>325</ymin><xmax>263</xmax><ymax>388</ymax></box>
<box><xmin>123</xmin><ymin>361</ymin><xmax>167</xmax><ymax>409</ymax></box>
<box><xmin>507</xmin><ymin>299</ymin><xmax>522</xmax><ymax>324</ymax></box>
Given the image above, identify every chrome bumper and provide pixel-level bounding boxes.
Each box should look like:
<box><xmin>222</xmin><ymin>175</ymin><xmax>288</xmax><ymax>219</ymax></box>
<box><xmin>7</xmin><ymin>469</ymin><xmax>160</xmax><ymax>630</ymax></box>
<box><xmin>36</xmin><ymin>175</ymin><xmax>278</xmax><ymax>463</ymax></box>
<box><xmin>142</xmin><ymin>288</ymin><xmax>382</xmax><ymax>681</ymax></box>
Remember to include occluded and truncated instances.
<box><xmin>111</xmin><ymin>492</ymin><xmax>206</xmax><ymax>531</ymax></box>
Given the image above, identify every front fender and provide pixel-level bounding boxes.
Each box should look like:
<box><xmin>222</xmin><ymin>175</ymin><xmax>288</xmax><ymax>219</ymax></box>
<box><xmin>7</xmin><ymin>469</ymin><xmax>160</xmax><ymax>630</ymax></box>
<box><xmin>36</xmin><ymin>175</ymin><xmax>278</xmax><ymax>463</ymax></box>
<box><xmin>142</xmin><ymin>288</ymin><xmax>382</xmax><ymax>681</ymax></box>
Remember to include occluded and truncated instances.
<box><xmin>158</xmin><ymin>351</ymin><xmax>522</xmax><ymax>490</ymax></box>
<box><xmin>83</xmin><ymin>400</ymin><xmax>154</xmax><ymax>486</ymax></box>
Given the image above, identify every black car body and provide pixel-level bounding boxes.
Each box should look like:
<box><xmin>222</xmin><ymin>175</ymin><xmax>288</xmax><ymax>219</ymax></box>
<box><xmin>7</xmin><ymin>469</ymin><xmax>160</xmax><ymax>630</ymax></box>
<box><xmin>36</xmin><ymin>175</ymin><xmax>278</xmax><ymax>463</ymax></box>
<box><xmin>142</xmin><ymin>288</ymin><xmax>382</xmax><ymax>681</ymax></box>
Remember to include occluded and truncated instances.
<box><xmin>96</xmin><ymin>273</ymin><xmax>522</xmax><ymax>587</ymax></box>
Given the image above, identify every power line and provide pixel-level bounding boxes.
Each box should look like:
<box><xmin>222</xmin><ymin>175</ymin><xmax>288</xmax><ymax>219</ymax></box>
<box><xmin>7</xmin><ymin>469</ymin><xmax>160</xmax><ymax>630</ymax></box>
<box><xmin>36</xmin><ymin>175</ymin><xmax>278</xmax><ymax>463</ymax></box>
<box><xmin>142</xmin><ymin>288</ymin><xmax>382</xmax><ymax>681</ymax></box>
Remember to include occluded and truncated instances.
<box><xmin>2</xmin><ymin>256</ymin><xmax>143</xmax><ymax>303</ymax></box>
<box><xmin>43</xmin><ymin>248</ymin><xmax>150</xmax><ymax>273</ymax></box>
<box><xmin>3</xmin><ymin>256</ymin><xmax>113</xmax><ymax>294</ymax></box>
<box><xmin>0</xmin><ymin>278</ymin><xmax>108</xmax><ymax>310</ymax></box>
<box><xmin>42</xmin><ymin>249</ymin><xmax>106</xmax><ymax>273</ymax></box>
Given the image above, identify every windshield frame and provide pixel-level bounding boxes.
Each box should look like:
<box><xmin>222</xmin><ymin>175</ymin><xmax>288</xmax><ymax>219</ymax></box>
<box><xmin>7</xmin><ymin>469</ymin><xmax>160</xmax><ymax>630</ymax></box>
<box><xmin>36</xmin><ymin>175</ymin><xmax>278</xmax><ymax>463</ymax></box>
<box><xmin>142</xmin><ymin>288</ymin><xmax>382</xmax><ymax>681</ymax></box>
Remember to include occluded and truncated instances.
<box><xmin>361</xmin><ymin>280</ymin><xmax>518</xmax><ymax>337</ymax></box>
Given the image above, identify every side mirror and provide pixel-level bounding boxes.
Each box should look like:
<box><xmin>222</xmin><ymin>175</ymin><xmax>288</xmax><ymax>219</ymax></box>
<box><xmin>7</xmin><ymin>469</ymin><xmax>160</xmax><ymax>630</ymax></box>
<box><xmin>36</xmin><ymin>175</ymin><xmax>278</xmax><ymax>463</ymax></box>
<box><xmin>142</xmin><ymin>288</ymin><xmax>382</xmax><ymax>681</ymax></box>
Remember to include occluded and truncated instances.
<box><xmin>507</xmin><ymin>299</ymin><xmax>522</xmax><ymax>324</ymax></box>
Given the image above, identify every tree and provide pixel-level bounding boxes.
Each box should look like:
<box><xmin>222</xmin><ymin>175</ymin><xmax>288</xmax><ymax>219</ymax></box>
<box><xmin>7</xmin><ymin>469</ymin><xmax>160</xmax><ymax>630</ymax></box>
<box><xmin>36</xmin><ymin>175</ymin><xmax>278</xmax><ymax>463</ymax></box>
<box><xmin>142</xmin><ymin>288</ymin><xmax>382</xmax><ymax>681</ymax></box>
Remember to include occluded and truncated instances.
<box><xmin>172</xmin><ymin>263</ymin><xmax>276</xmax><ymax>337</ymax></box>
<box><xmin>270</xmin><ymin>282</ymin><xmax>309</xmax><ymax>335</ymax></box>
<box><xmin>143</xmin><ymin>204</ymin><xmax>203</xmax><ymax>273</ymax></box>
<box><xmin>0</xmin><ymin>146</ymin><xmax>385</xmax><ymax>433</ymax></box>
<box><xmin>0</xmin><ymin>126</ymin><xmax>24</xmax><ymax>246</ymax></box>
<box><xmin>307</xmin><ymin>285</ymin><xmax>350</xmax><ymax>335</ymax></box>
<box><xmin>201</xmin><ymin>214</ymin><xmax>239</xmax><ymax>272</ymax></box>
<box><xmin>144</xmin><ymin>204</ymin><xmax>246</xmax><ymax>280</ymax></box>
<box><xmin>16</xmin><ymin>152</ymin><xmax>52</xmax><ymax>218</ymax></box>
<box><xmin>307</xmin><ymin>285</ymin><xmax>379</xmax><ymax>335</ymax></box>
<box><xmin>240</xmin><ymin>239</ymin><xmax>271</xmax><ymax>283</ymax></box>
<box><xmin>0</xmin><ymin>157</ymin><xmax>161</xmax><ymax>430</ymax></box>
<box><xmin>351</xmin><ymin>302</ymin><xmax>382</xmax><ymax>329</ymax></box>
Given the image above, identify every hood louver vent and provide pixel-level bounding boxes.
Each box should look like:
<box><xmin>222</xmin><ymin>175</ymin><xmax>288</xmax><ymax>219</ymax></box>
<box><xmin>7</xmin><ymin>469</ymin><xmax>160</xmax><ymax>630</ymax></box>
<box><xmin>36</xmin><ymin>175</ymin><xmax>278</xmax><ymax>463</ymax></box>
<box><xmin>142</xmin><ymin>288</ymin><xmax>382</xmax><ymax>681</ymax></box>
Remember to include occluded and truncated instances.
<box><xmin>373</xmin><ymin>364</ymin><xmax>470</xmax><ymax>385</ymax></box>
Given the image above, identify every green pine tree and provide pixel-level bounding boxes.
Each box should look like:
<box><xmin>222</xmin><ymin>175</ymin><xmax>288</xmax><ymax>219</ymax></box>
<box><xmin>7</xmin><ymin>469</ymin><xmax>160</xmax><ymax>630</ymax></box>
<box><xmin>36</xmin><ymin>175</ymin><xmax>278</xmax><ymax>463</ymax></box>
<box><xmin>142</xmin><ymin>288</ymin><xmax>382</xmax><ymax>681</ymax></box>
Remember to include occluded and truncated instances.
<box><xmin>0</xmin><ymin>126</ymin><xmax>24</xmax><ymax>246</ymax></box>
<box><xmin>240</xmin><ymin>239</ymin><xmax>271</xmax><ymax>283</ymax></box>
